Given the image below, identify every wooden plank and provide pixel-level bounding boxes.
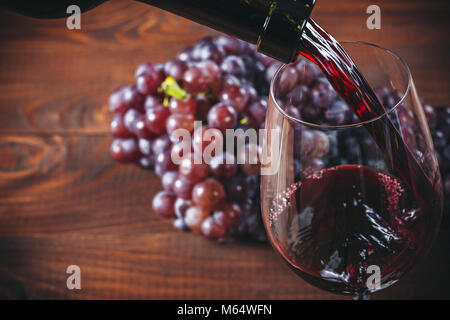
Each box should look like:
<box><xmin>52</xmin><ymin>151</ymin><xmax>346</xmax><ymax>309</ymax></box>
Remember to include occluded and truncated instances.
<box><xmin>0</xmin><ymin>233</ymin><xmax>339</xmax><ymax>299</ymax></box>
<box><xmin>0</xmin><ymin>231</ymin><xmax>448</xmax><ymax>299</ymax></box>
<box><xmin>0</xmin><ymin>134</ymin><xmax>170</xmax><ymax>235</ymax></box>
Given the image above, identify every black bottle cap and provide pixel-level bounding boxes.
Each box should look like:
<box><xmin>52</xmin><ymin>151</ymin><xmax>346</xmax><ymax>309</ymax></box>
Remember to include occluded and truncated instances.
<box><xmin>257</xmin><ymin>0</ymin><xmax>316</xmax><ymax>63</ymax></box>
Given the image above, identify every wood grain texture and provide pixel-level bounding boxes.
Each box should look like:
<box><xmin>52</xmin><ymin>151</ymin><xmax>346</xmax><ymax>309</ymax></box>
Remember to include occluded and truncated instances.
<box><xmin>0</xmin><ymin>0</ymin><xmax>449</xmax><ymax>299</ymax></box>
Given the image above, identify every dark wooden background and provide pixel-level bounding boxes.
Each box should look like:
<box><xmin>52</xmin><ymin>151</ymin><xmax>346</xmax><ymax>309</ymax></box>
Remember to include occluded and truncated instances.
<box><xmin>0</xmin><ymin>0</ymin><xmax>449</xmax><ymax>299</ymax></box>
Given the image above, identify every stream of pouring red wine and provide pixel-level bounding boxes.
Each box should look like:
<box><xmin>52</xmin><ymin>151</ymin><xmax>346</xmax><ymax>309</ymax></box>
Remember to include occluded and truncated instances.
<box><xmin>297</xmin><ymin>19</ymin><xmax>435</xmax><ymax>206</ymax></box>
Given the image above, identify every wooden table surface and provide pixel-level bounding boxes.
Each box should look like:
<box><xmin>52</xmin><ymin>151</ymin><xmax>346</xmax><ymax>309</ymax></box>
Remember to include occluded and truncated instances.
<box><xmin>0</xmin><ymin>0</ymin><xmax>449</xmax><ymax>299</ymax></box>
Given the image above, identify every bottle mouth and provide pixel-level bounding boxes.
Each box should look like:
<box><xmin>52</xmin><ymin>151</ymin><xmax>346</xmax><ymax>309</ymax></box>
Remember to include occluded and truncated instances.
<box><xmin>257</xmin><ymin>0</ymin><xmax>316</xmax><ymax>63</ymax></box>
<box><xmin>269</xmin><ymin>41</ymin><xmax>413</xmax><ymax>130</ymax></box>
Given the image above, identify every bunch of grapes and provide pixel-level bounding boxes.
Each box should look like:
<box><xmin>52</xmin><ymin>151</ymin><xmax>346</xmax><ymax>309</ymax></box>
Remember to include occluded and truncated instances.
<box><xmin>424</xmin><ymin>105</ymin><xmax>450</xmax><ymax>221</ymax></box>
<box><xmin>108</xmin><ymin>35</ymin><xmax>449</xmax><ymax>243</ymax></box>
<box><xmin>373</xmin><ymin>89</ymin><xmax>450</xmax><ymax>222</ymax></box>
<box><xmin>108</xmin><ymin>35</ymin><xmax>277</xmax><ymax>242</ymax></box>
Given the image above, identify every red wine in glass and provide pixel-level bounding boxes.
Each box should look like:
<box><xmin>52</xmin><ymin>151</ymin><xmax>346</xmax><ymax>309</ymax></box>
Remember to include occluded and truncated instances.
<box><xmin>279</xmin><ymin>164</ymin><xmax>440</xmax><ymax>295</ymax></box>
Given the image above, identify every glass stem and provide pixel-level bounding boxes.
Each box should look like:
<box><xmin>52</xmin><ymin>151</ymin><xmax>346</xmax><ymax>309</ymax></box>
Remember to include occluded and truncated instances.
<box><xmin>353</xmin><ymin>292</ymin><xmax>369</xmax><ymax>300</ymax></box>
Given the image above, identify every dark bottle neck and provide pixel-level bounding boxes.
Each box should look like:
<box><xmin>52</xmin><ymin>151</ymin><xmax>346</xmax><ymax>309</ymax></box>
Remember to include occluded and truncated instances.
<box><xmin>0</xmin><ymin>0</ymin><xmax>316</xmax><ymax>63</ymax></box>
<box><xmin>138</xmin><ymin>0</ymin><xmax>316</xmax><ymax>63</ymax></box>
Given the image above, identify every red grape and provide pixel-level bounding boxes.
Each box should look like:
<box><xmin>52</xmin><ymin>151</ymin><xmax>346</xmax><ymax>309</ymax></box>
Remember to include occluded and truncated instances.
<box><xmin>169</xmin><ymin>96</ymin><xmax>197</xmax><ymax>115</ymax></box>
<box><xmin>207</xmin><ymin>47</ymin><xmax>226</xmax><ymax>64</ymax></box>
<box><xmin>216</xmin><ymin>34</ymin><xmax>245</xmax><ymax>55</ymax></box>
<box><xmin>164</xmin><ymin>59</ymin><xmax>187</xmax><ymax>80</ymax></box>
<box><xmin>144</xmin><ymin>95</ymin><xmax>163</xmax><ymax>111</ymax></box>
<box><xmin>177</xmin><ymin>46</ymin><xmax>194</xmax><ymax>62</ymax></box>
<box><xmin>247</xmin><ymin>98</ymin><xmax>267</xmax><ymax>125</ymax></box>
<box><xmin>423</xmin><ymin>104</ymin><xmax>438</xmax><ymax>128</ymax></box>
<box><xmin>279</xmin><ymin>66</ymin><xmax>298</xmax><ymax>94</ymax></box>
<box><xmin>138</xmin><ymin>138</ymin><xmax>152</xmax><ymax>156</ymax></box>
<box><xmin>213</xmin><ymin>202</ymin><xmax>242</xmax><ymax>228</ymax></box>
<box><xmin>170</xmin><ymin>140</ymin><xmax>192</xmax><ymax>163</ymax></box>
<box><xmin>207</xmin><ymin>102</ymin><xmax>237</xmax><ymax>131</ymax></box>
<box><xmin>296</xmin><ymin>128</ymin><xmax>315</xmax><ymax>158</ymax></box>
<box><xmin>220</xmin><ymin>84</ymin><xmax>249</xmax><ymax>112</ymax></box>
<box><xmin>166</xmin><ymin>114</ymin><xmax>195</xmax><ymax>141</ymax></box>
<box><xmin>324</xmin><ymin>99</ymin><xmax>350</xmax><ymax>125</ymax></box>
<box><xmin>123</xmin><ymin>108</ymin><xmax>141</xmax><ymax>132</ymax></box>
<box><xmin>110</xmin><ymin>85</ymin><xmax>145</xmax><ymax>114</ymax></box>
<box><xmin>173</xmin><ymin>218</ymin><xmax>188</xmax><ymax>231</ymax></box>
<box><xmin>109</xmin><ymin>86</ymin><xmax>128</xmax><ymax>114</ymax></box>
<box><xmin>110</xmin><ymin>114</ymin><xmax>133</xmax><ymax>138</ymax></box>
<box><xmin>265</xmin><ymin>62</ymin><xmax>283</xmax><ymax>84</ymax></box>
<box><xmin>173</xmin><ymin>175</ymin><xmax>195</xmax><ymax>199</ymax></box>
<box><xmin>152</xmin><ymin>134</ymin><xmax>171</xmax><ymax>154</ymax></box>
<box><xmin>224</xmin><ymin>174</ymin><xmax>247</xmax><ymax>203</ymax></box>
<box><xmin>110</xmin><ymin>138</ymin><xmax>141</xmax><ymax>163</ymax></box>
<box><xmin>221</xmin><ymin>74</ymin><xmax>241</xmax><ymax>88</ymax></box>
<box><xmin>192</xmin><ymin>178</ymin><xmax>226</xmax><ymax>210</ymax></box>
<box><xmin>210</xmin><ymin>153</ymin><xmax>237</xmax><ymax>180</ymax></box>
<box><xmin>300</xmin><ymin>103</ymin><xmax>321</xmax><ymax>122</ymax></box>
<box><xmin>197</xmin><ymin>60</ymin><xmax>221</xmax><ymax>84</ymax></box>
<box><xmin>288</xmin><ymin>85</ymin><xmax>310</xmax><ymax>107</ymax></box>
<box><xmin>239</xmin><ymin>112</ymin><xmax>259</xmax><ymax>129</ymax></box>
<box><xmin>444</xmin><ymin>175</ymin><xmax>450</xmax><ymax>195</ymax></box>
<box><xmin>155</xmin><ymin>150</ymin><xmax>178</xmax><ymax>176</ymax></box>
<box><xmin>295</xmin><ymin>59</ymin><xmax>318</xmax><ymax>86</ymax></box>
<box><xmin>197</xmin><ymin>43</ymin><xmax>225</xmax><ymax>64</ymax></box>
<box><xmin>183</xmin><ymin>65</ymin><xmax>210</xmax><ymax>93</ymax></box>
<box><xmin>220</xmin><ymin>55</ymin><xmax>246</xmax><ymax>78</ymax></box>
<box><xmin>195</xmin><ymin>95</ymin><xmax>214</xmax><ymax>120</ymax></box>
<box><xmin>136</xmin><ymin>63</ymin><xmax>164</xmax><ymax>95</ymax></box>
<box><xmin>192</xmin><ymin>125</ymin><xmax>223</xmax><ymax>158</ymax></box>
<box><xmin>162</xmin><ymin>171</ymin><xmax>179</xmax><ymax>193</ymax></box>
<box><xmin>135</xmin><ymin>62</ymin><xmax>154</xmax><ymax>78</ymax></box>
<box><xmin>237</xmin><ymin>143</ymin><xmax>260</xmax><ymax>176</ymax></box>
<box><xmin>310</xmin><ymin>78</ymin><xmax>336</xmax><ymax>109</ymax></box>
<box><xmin>185</xmin><ymin>205</ymin><xmax>211</xmax><ymax>233</ymax></box>
<box><xmin>122</xmin><ymin>86</ymin><xmax>145</xmax><ymax>112</ymax></box>
<box><xmin>191</xmin><ymin>37</ymin><xmax>214</xmax><ymax>61</ymax></box>
<box><xmin>310</xmin><ymin>130</ymin><xmax>330</xmax><ymax>158</ymax></box>
<box><xmin>133</xmin><ymin>116</ymin><xmax>155</xmax><ymax>139</ymax></box>
<box><xmin>201</xmin><ymin>216</ymin><xmax>227</xmax><ymax>240</ymax></box>
<box><xmin>145</xmin><ymin>105</ymin><xmax>171</xmax><ymax>134</ymax></box>
<box><xmin>284</xmin><ymin>104</ymin><xmax>301</xmax><ymax>120</ymax></box>
<box><xmin>242</xmin><ymin>83</ymin><xmax>259</xmax><ymax>102</ymax></box>
<box><xmin>152</xmin><ymin>191</ymin><xmax>176</xmax><ymax>218</ymax></box>
<box><xmin>139</xmin><ymin>156</ymin><xmax>155</xmax><ymax>169</ymax></box>
<box><xmin>174</xmin><ymin>197</ymin><xmax>193</xmax><ymax>219</ymax></box>
<box><xmin>179</xmin><ymin>155</ymin><xmax>210</xmax><ymax>183</ymax></box>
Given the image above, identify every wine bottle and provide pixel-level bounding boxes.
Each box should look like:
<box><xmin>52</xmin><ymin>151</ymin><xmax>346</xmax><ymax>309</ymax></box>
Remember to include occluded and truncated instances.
<box><xmin>0</xmin><ymin>0</ymin><xmax>316</xmax><ymax>63</ymax></box>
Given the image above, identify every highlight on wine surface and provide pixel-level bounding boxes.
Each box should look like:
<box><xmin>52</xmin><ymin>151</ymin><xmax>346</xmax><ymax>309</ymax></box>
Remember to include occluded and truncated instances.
<box><xmin>0</xmin><ymin>0</ymin><xmax>448</xmax><ymax>304</ymax></box>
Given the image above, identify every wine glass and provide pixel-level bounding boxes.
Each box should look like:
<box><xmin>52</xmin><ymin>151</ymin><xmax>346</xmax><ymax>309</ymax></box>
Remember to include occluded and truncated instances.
<box><xmin>260</xmin><ymin>42</ymin><xmax>443</xmax><ymax>299</ymax></box>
